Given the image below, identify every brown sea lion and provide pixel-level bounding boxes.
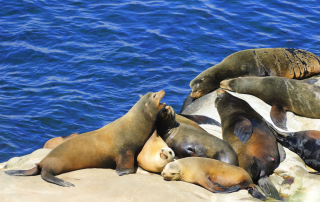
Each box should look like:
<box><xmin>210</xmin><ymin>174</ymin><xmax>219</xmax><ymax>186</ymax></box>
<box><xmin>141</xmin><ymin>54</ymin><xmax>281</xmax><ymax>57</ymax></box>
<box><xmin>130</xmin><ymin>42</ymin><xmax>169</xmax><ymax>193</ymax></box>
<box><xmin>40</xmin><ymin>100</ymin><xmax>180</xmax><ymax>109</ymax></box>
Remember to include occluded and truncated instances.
<box><xmin>43</xmin><ymin>133</ymin><xmax>79</xmax><ymax>149</ymax></box>
<box><xmin>190</xmin><ymin>48</ymin><xmax>320</xmax><ymax>99</ymax></box>
<box><xmin>137</xmin><ymin>130</ymin><xmax>175</xmax><ymax>173</ymax></box>
<box><xmin>220</xmin><ymin>76</ymin><xmax>320</xmax><ymax>130</ymax></box>
<box><xmin>161</xmin><ymin>157</ymin><xmax>266</xmax><ymax>200</ymax></box>
<box><xmin>215</xmin><ymin>89</ymin><xmax>286</xmax><ymax>200</ymax></box>
<box><xmin>156</xmin><ymin>105</ymin><xmax>238</xmax><ymax>166</ymax></box>
<box><xmin>265</xmin><ymin>121</ymin><xmax>320</xmax><ymax>172</ymax></box>
<box><xmin>5</xmin><ymin>90</ymin><xmax>166</xmax><ymax>187</ymax></box>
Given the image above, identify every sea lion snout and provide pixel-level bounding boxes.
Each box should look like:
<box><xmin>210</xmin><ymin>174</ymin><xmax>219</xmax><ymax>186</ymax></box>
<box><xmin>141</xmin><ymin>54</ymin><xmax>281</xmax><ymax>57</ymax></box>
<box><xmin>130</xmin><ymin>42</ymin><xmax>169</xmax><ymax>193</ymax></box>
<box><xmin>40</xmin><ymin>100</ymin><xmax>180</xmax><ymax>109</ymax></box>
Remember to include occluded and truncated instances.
<box><xmin>160</xmin><ymin>147</ymin><xmax>175</xmax><ymax>162</ymax></box>
<box><xmin>216</xmin><ymin>89</ymin><xmax>227</xmax><ymax>98</ymax></box>
<box><xmin>220</xmin><ymin>79</ymin><xmax>232</xmax><ymax>90</ymax></box>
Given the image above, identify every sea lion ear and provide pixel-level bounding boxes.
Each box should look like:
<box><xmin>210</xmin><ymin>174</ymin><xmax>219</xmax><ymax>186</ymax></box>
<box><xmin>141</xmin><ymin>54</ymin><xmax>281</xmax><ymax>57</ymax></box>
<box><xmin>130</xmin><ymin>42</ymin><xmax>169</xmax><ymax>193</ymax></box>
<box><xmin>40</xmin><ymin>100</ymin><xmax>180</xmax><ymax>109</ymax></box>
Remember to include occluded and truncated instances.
<box><xmin>139</xmin><ymin>94</ymin><xmax>143</xmax><ymax>99</ymax></box>
<box><xmin>234</xmin><ymin>116</ymin><xmax>253</xmax><ymax>143</ymax></box>
<box><xmin>145</xmin><ymin>102</ymin><xmax>149</xmax><ymax>107</ymax></box>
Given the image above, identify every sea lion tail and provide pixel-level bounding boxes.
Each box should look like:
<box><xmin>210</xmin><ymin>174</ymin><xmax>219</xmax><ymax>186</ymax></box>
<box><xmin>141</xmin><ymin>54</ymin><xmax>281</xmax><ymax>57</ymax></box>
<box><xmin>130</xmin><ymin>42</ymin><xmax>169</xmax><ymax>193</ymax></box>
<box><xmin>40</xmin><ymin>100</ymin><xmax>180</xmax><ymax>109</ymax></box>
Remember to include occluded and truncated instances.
<box><xmin>248</xmin><ymin>185</ymin><xmax>267</xmax><ymax>201</ymax></box>
<box><xmin>258</xmin><ymin>175</ymin><xmax>282</xmax><ymax>200</ymax></box>
<box><xmin>5</xmin><ymin>164</ymin><xmax>41</xmax><ymax>176</ymax></box>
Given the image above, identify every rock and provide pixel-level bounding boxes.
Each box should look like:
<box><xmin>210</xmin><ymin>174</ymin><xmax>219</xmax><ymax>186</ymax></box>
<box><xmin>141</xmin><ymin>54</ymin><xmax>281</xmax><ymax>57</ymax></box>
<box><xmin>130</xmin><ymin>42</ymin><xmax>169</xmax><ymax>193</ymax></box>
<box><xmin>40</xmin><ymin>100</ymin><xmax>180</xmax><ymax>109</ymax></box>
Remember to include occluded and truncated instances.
<box><xmin>0</xmin><ymin>151</ymin><xmax>258</xmax><ymax>202</ymax></box>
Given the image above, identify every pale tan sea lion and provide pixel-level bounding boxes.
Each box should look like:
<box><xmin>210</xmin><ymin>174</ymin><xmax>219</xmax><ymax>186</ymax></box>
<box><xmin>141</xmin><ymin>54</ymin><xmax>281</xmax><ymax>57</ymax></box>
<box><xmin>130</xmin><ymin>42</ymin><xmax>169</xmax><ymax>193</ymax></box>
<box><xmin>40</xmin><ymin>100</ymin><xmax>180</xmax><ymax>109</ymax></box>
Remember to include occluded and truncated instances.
<box><xmin>43</xmin><ymin>133</ymin><xmax>79</xmax><ymax>149</ymax></box>
<box><xmin>137</xmin><ymin>130</ymin><xmax>175</xmax><ymax>173</ymax></box>
<box><xmin>162</xmin><ymin>157</ymin><xmax>266</xmax><ymax>200</ymax></box>
<box><xmin>5</xmin><ymin>90</ymin><xmax>166</xmax><ymax>187</ymax></box>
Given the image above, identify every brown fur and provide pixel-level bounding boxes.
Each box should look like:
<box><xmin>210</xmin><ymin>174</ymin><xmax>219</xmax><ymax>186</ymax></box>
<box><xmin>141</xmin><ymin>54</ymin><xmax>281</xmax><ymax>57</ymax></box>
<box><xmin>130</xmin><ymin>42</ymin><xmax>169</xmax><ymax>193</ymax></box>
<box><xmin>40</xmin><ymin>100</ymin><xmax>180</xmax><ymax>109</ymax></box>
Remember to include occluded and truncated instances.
<box><xmin>43</xmin><ymin>133</ymin><xmax>79</xmax><ymax>149</ymax></box>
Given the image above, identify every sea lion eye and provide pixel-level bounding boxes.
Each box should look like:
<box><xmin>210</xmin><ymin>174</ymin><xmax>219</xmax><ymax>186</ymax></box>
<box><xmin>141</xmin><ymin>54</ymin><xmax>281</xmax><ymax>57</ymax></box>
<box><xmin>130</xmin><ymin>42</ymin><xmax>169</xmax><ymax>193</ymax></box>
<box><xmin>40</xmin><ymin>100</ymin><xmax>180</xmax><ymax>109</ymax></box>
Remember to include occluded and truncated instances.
<box><xmin>153</xmin><ymin>94</ymin><xmax>156</xmax><ymax>98</ymax></box>
<box><xmin>169</xmin><ymin>151</ymin><xmax>172</xmax><ymax>155</ymax></box>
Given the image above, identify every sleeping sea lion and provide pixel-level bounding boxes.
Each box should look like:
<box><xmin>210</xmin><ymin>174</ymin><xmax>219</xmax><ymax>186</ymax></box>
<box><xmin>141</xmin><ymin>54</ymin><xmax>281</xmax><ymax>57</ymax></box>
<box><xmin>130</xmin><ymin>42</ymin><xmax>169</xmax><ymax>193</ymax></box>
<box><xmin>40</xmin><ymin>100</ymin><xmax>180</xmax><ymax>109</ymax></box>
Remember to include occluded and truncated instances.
<box><xmin>43</xmin><ymin>133</ymin><xmax>79</xmax><ymax>149</ymax></box>
<box><xmin>137</xmin><ymin>130</ymin><xmax>175</xmax><ymax>173</ymax></box>
<box><xmin>5</xmin><ymin>90</ymin><xmax>166</xmax><ymax>187</ymax></box>
<box><xmin>220</xmin><ymin>76</ymin><xmax>320</xmax><ymax>130</ymax></box>
<box><xmin>156</xmin><ymin>105</ymin><xmax>238</xmax><ymax>166</ymax></box>
<box><xmin>265</xmin><ymin>122</ymin><xmax>320</xmax><ymax>172</ymax></box>
<box><xmin>190</xmin><ymin>48</ymin><xmax>320</xmax><ymax>99</ymax></box>
<box><xmin>161</xmin><ymin>157</ymin><xmax>266</xmax><ymax>200</ymax></box>
<box><xmin>215</xmin><ymin>89</ymin><xmax>286</xmax><ymax>200</ymax></box>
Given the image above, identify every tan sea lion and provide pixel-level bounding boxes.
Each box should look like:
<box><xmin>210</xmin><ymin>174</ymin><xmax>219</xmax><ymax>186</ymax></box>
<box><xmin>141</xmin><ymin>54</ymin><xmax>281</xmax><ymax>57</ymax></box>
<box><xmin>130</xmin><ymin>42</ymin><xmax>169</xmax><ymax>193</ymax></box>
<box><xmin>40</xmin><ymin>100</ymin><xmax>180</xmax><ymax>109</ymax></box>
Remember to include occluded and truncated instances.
<box><xmin>156</xmin><ymin>105</ymin><xmax>238</xmax><ymax>166</ymax></box>
<box><xmin>43</xmin><ymin>133</ymin><xmax>79</xmax><ymax>149</ymax></box>
<box><xmin>161</xmin><ymin>157</ymin><xmax>266</xmax><ymax>200</ymax></box>
<box><xmin>221</xmin><ymin>76</ymin><xmax>320</xmax><ymax>130</ymax></box>
<box><xmin>215</xmin><ymin>89</ymin><xmax>286</xmax><ymax>200</ymax></box>
<box><xmin>5</xmin><ymin>90</ymin><xmax>166</xmax><ymax>187</ymax></box>
<box><xmin>137</xmin><ymin>130</ymin><xmax>175</xmax><ymax>173</ymax></box>
<box><xmin>190</xmin><ymin>48</ymin><xmax>320</xmax><ymax>99</ymax></box>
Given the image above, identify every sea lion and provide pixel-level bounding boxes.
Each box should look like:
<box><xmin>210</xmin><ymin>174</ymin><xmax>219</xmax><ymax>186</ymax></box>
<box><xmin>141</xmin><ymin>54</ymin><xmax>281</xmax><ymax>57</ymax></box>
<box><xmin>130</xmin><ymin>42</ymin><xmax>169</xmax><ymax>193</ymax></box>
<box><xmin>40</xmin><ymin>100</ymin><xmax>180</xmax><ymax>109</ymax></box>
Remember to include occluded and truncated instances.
<box><xmin>137</xmin><ymin>130</ymin><xmax>175</xmax><ymax>173</ymax></box>
<box><xmin>5</xmin><ymin>90</ymin><xmax>166</xmax><ymax>187</ymax></box>
<box><xmin>43</xmin><ymin>133</ymin><xmax>79</xmax><ymax>149</ymax></box>
<box><xmin>156</xmin><ymin>105</ymin><xmax>238</xmax><ymax>166</ymax></box>
<box><xmin>265</xmin><ymin>122</ymin><xmax>320</xmax><ymax>172</ymax></box>
<box><xmin>220</xmin><ymin>76</ymin><xmax>320</xmax><ymax>130</ymax></box>
<box><xmin>190</xmin><ymin>48</ymin><xmax>320</xmax><ymax>99</ymax></box>
<box><xmin>161</xmin><ymin>157</ymin><xmax>266</xmax><ymax>200</ymax></box>
<box><xmin>215</xmin><ymin>89</ymin><xmax>286</xmax><ymax>200</ymax></box>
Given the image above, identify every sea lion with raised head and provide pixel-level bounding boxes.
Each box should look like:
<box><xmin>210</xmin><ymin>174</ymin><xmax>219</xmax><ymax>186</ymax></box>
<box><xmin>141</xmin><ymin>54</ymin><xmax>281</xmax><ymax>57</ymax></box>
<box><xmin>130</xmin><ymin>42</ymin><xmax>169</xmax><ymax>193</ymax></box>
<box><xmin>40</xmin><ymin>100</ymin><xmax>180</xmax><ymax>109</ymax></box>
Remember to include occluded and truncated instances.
<box><xmin>215</xmin><ymin>89</ymin><xmax>286</xmax><ymax>200</ymax></box>
<box><xmin>220</xmin><ymin>76</ymin><xmax>320</xmax><ymax>130</ymax></box>
<box><xmin>162</xmin><ymin>157</ymin><xmax>266</xmax><ymax>200</ymax></box>
<box><xmin>190</xmin><ymin>48</ymin><xmax>320</xmax><ymax>99</ymax></box>
<box><xmin>43</xmin><ymin>133</ymin><xmax>79</xmax><ymax>149</ymax></box>
<box><xmin>156</xmin><ymin>105</ymin><xmax>238</xmax><ymax>166</ymax></box>
<box><xmin>137</xmin><ymin>130</ymin><xmax>175</xmax><ymax>173</ymax></box>
<box><xmin>5</xmin><ymin>90</ymin><xmax>166</xmax><ymax>187</ymax></box>
<box><xmin>265</xmin><ymin>122</ymin><xmax>320</xmax><ymax>172</ymax></box>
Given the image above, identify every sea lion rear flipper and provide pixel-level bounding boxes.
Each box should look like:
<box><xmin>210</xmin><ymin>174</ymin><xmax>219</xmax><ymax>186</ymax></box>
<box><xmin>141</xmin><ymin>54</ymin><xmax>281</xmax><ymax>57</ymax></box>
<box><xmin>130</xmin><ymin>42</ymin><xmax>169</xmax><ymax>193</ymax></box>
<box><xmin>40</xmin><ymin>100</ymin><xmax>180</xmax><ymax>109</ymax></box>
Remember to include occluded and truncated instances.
<box><xmin>41</xmin><ymin>169</ymin><xmax>75</xmax><ymax>187</ymax></box>
<box><xmin>258</xmin><ymin>175</ymin><xmax>281</xmax><ymax>200</ymax></box>
<box><xmin>234</xmin><ymin>116</ymin><xmax>252</xmax><ymax>143</ymax></box>
<box><xmin>270</xmin><ymin>105</ymin><xmax>287</xmax><ymax>130</ymax></box>
<box><xmin>277</xmin><ymin>143</ymin><xmax>286</xmax><ymax>163</ymax></box>
<box><xmin>248</xmin><ymin>185</ymin><xmax>267</xmax><ymax>201</ymax></box>
<box><xmin>203</xmin><ymin>176</ymin><xmax>240</xmax><ymax>193</ymax></box>
<box><xmin>5</xmin><ymin>165</ymin><xmax>40</xmax><ymax>176</ymax></box>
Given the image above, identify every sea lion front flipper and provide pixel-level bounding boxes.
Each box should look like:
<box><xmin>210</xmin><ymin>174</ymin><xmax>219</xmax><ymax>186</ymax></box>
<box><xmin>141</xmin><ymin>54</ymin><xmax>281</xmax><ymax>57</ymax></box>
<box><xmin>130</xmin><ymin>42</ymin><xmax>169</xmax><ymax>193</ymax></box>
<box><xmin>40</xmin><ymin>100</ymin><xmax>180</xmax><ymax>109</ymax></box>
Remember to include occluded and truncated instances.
<box><xmin>310</xmin><ymin>172</ymin><xmax>320</xmax><ymax>175</ymax></box>
<box><xmin>277</xmin><ymin>143</ymin><xmax>286</xmax><ymax>163</ymax></box>
<box><xmin>270</xmin><ymin>105</ymin><xmax>287</xmax><ymax>130</ymax></box>
<box><xmin>203</xmin><ymin>176</ymin><xmax>240</xmax><ymax>193</ymax></box>
<box><xmin>234</xmin><ymin>116</ymin><xmax>252</xmax><ymax>143</ymax></box>
<box><xmin>249</xmin><ymin>156</ymin><xmax>261</xmax><ymax>181</ymax></box>
<box><xmin>115</xmin><ymin>152</ymin><xmax>135</xmax><ymax>176</ymax></box>
<box><xmin>258</xmin><ymin>175</ymin><xmax>281</xmax><ymax>200</ymax></box>
<box><xmin>178</xmin><ymin>114</ymin><xmax>221</xmax><ymax>127</ymax></box>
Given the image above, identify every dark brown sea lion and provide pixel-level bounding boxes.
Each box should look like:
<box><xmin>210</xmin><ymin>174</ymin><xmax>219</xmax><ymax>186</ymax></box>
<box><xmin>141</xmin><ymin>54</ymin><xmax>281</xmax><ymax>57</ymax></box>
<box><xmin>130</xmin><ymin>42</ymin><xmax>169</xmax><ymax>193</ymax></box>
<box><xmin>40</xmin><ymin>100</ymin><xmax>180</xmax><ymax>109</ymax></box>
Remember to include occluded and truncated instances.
<box><xmin>5</xmin><ymin>90</ymin><xmax>166</xmax><ymax>187</ymax></box>
<box><xmin>162</xmin><ymin>157</ymin><xmax>266</xmax><ymax>200</ymax></box>
<box><xmin>215</xmin><ymin>89</ymin><xmax>286</xmax><ymax>200</ymax></box>
<box><xmin>43</xmin><ymin>133</ymin><xmax>79</xmax><ymax>149</ymax></box>
<box><xmin>137</xmin><ymin>130</ymin><xmax>175</xmax><ymax>173</ymax></box>
<box><xmin>156</xmin><ymin>105</ymin><xmax>239</xmax><ymax>166</ymax></box>
<box><xmin>265</xmin><ymin>122</ymin><xmax>320</xmax><ymax>172</ymax></box>
<box><xmin>190</xmin><ymin>48</ymin><xmax>320</xmax><ymax>99</ymax></box>
<box><xmin>220</xmin><ymin>76</ymin><xmax>320</xmax><ymax>130</ymax></box>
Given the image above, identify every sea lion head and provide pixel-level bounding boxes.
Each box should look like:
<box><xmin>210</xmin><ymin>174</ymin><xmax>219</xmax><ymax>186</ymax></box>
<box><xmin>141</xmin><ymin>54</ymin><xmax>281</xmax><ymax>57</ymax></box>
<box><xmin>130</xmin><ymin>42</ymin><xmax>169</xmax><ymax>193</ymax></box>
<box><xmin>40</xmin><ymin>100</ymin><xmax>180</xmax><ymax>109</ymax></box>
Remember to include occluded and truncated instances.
<box><xmin>158</xmin><ymin>147</ymin><xmax>175</xmax><ymax>166</ymax></box>
<box><xmin>215</xmin><ymin>89</ymin><xmax>228</xmax><ymax>107</ymax></box>
<box><xmin>190</xmin><ymin>70</ymin><xmax>219</xmax><ymax>98</ymax></box>
<box><xmin>139</xmin><ymin>90</ymin><xmax>166</xmax><ymax>118</ymax></box>
<box><xmin>157</xmin><ymin>105</ymin><xmax>176</xmax><ymax>126</ymax></box>
<box><xmin>220</xmin><ymin>78</ymin><xmax>234</xmax><ymax>91</ymax></box>
<box><xmin>161</xmin><ymin>161</ymin><xmax>181</xmax><ymax>181</ymax></box>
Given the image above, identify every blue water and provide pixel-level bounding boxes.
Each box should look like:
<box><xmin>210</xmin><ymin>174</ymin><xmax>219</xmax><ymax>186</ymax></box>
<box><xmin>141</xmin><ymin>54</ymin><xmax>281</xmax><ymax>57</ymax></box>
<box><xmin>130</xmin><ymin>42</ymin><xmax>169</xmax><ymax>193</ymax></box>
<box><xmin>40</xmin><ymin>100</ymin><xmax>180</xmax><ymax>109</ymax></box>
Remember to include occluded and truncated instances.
<box><xmin>1</xmin><ymin>0</ymin><xmax>320</xmax><ymax>162</ymax></box>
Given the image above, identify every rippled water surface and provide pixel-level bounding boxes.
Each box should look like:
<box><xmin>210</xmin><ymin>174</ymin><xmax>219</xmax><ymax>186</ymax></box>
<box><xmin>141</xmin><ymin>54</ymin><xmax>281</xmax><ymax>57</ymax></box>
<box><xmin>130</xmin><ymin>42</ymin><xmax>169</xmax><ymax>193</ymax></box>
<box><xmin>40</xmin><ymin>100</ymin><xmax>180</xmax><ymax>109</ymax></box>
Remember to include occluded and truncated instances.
<box><xmin>1</xmin><ymin>0</ymin><xmax>320</xmax><ymax>162</ymax></box>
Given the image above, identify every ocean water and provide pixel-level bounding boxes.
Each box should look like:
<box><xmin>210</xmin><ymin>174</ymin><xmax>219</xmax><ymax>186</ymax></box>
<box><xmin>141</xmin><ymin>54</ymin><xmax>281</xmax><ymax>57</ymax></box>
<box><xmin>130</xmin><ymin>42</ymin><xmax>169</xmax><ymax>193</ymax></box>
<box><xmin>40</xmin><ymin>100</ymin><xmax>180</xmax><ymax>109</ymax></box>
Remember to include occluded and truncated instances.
<box><xmin>1</xmin><ymin>0</ymin><xmax>319</xmax><ymax>162</ymax></box>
